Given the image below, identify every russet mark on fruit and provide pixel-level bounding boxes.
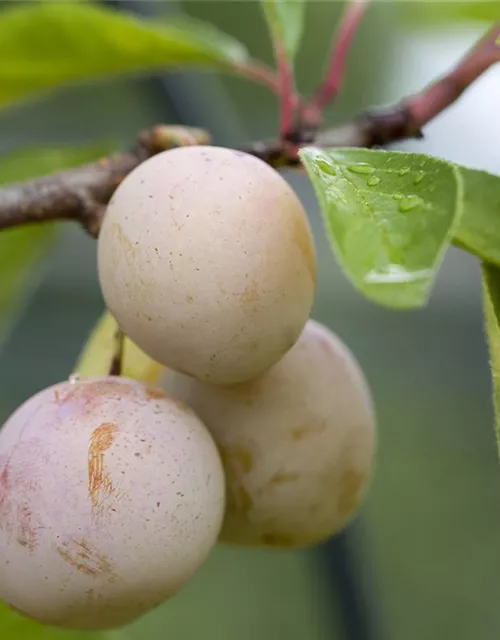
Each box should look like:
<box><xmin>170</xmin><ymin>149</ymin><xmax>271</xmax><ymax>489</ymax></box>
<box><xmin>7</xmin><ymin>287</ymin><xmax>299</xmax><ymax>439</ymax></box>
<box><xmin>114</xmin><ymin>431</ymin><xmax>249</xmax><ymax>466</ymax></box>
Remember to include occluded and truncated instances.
<box><xmin>0</xmin><ymin>377</ymin><xmax>225</xmax><ymax>630</ymax></box>
<box><xmin>162</xmin><ymin>320</ymin><xmax>376</xmax><ymax>549</ymax></box>
<box><xmin>97</xmin><ymin>145</ymin><xmax>317</xmax><ymax>385</ymax></box>
<box><xmin>87</xmin><ymin>422</ymin><xmax>119</xmax><ymax>516</ymax></box>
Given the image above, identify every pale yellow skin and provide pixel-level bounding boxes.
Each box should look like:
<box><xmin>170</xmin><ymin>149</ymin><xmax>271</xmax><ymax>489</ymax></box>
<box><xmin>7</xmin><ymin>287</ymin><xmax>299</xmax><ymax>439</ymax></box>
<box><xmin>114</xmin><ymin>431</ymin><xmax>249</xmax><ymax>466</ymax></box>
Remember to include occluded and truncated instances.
<box><xmin>162</xmin><ymin>320</ymin><xmax>376</xmax><ymax>549</ymax></box>
<box><xmin>97</xmin><ymin>145</ymin><xmax>317</xmax><ymax>385</ymax></box>
<box><xmin>0</xmin><ymin>377</ymin><xmax>225</xmax><ymax>630</ymax></box>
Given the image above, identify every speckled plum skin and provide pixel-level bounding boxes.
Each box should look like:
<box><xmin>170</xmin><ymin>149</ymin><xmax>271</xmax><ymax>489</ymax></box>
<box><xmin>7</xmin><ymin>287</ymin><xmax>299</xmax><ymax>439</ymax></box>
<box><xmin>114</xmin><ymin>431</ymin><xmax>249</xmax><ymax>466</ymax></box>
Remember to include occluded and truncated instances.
<box><xmin>97</xmin><ymin>145</ymin><xmax>317</xmax><ymax>385</ymax></box>
<box><xmin>0</xmin><ymin>377</ymin><xmax>225</xmax><ymax>630</ymax></box>
<box><xmin>161</xmin><ymin>320</ymin><xmax>376</xmax><ymax>549</ymax></box>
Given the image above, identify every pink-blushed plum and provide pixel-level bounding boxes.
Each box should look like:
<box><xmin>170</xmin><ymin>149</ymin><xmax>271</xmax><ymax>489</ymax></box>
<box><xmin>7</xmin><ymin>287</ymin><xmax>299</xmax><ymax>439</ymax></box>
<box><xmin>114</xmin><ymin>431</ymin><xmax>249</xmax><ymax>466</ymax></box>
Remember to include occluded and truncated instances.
<box><xmin>0</xmin><ymin>377</ymin><xmax>225</xmax><ymax>630</ymax></box>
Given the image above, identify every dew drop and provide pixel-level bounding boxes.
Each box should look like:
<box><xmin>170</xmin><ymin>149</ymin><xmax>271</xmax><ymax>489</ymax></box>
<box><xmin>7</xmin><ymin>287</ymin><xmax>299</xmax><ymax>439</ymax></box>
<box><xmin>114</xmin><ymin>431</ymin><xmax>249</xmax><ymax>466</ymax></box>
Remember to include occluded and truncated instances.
<box><xmin>414</xmin><ymin>171</ymin><xmax>425</xmax><ymax>185</ymax></box>
<box><xmin>398</xmin><ymin>167</ymin><xmax>411</xmax><ymax>176</ymax></box>
<box><xmin>392</xmin><ymin>193</ymin><xmax>403</xmax><ymax>201</ymax></box>
<box><xmin>316</xmin><ymin>159</ymin><xmax>337</xmax><ymax>176</ymax></box>
<box><xmin>364</xmin><ymin>264</ymin><xmax>432</xmax><ymax>284</ymax></box>
<box><xmin>348</xmin><ymin>163</ymin><xmax>374</xmax><ymax>175</ymax></box>
<box><xmin>399</xmin><ymin>195</ymin><xmax>422</xmax><ymax>212</ymax></box>
<box><xmin>367</xmin><ymin>175</ymin><xmax>381</xmax><ymax>186</ymax></box>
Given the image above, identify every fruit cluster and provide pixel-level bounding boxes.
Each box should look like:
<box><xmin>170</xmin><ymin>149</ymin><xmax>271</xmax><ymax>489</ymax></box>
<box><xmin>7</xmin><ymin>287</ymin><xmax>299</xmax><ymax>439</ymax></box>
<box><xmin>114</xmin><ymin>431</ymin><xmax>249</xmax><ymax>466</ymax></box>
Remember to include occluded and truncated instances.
<box><xmin>0</xmin><ymin>146</ymin><xmax>376</xmax><ymax>631</ymax></box>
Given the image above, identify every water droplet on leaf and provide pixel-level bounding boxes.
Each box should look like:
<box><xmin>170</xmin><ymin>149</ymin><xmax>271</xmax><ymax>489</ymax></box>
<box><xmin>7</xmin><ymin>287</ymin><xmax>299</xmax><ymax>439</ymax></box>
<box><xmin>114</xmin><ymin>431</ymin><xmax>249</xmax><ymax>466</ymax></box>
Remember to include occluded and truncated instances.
<box><xmin>348</xmin><ymin>163</ymin><xmax>374</xmax><ymax>175</ymax></box>
<box><xmin>414</xmin><ymin>171</ymin><xmax>425</xmax><ymax>185</ymax></box>
<box><xmin>399</xmin><ymin>195</ymin><xmax>422</xmax><ymax>212</ymax></box>
<box><xmin>367</xmin><ymin>176</ymin><xmax>381</xmax><ymax>186</ymax></box>
<box><xmin>392</xmin><ymin>193</ymin><xmax>403</xmax><ymax>201</ymax></box>
<box><xmin>364</xmin><ymin>264</ymin><xmax>432</xmax><ymax>284</ymax></box>
<box><xmin>398</xmin><ymin>167</ymin><xmax>410</xmax><ymax>176</ymax></box>
<box><xmin>316</xmin><ymin>159</ymin><xmax>337</xmax><ymax>176</ymax></box>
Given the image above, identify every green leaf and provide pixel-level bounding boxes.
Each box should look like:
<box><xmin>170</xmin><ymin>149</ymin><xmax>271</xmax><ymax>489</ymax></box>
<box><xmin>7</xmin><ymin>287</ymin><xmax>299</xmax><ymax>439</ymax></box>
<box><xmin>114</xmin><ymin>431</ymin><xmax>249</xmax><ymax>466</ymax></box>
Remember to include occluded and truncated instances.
<box><xmin>453</xmin><ymin>166</ymin><xmax>500</xmax><ymax>267</ymax></box>
<box><xmin>0</xmin><ymin>2</ymin><xmax>248</xmax><ymax>110</ymax></box>
<box><xmin>482</xmin><ymin>262</ymin><xmax>500</xmax><ymax>460</ymax></box>
<box><xmin>299</xmin><ymin>146</ymin><xmax>463</xmax><ymax>309</ymax></box>
<box><xmin>0</xmin><ymin>142</ymin><xmax>114</xmax><ymax>346</ymax></box>
<box><xmin>261</xmin><ymin>0</ymin><xmax>306</xmax><ymax>59</ymax></box>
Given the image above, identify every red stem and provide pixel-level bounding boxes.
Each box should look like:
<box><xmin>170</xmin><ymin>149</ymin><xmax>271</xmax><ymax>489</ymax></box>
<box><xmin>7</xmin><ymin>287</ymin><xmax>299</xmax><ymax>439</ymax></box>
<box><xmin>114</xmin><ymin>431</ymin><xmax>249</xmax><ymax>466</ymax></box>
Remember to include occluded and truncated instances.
<box><xmin>275</xmin><ymin>42</ymin><xmax>296</xmax><ymax>139</ymax></box>
<box><xmin>304</xmin><ymin>0</ymin><xmax>370</xmax><ymax>126</ymax></box>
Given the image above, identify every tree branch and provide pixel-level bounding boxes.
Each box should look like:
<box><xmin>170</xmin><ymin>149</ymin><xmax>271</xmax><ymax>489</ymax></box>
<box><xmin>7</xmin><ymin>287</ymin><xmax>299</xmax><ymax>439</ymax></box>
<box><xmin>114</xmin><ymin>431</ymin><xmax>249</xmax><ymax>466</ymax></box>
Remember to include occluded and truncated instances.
<box><xmin>0</xmin><ymin>126</ymin><xmax>211</xmax><ymax>237</ymax></box>
<box><xmin>0</xmin><ymin>23</ymin><xmax>498</xmax><ymax>237</ymax></box>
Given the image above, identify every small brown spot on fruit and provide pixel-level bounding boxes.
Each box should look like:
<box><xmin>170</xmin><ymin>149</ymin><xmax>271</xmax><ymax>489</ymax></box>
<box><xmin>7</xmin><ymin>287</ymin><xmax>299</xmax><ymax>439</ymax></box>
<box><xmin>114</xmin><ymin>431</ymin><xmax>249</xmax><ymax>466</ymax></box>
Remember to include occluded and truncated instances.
<box><xmin>291</xmin><ymin>427</ymin><xmax>307</xmax><ymax>441</ymax></box>
<box><xmin>238</xmin><ymin>280</ymin><xmax>262</xmax><ymax>314</ymax></box>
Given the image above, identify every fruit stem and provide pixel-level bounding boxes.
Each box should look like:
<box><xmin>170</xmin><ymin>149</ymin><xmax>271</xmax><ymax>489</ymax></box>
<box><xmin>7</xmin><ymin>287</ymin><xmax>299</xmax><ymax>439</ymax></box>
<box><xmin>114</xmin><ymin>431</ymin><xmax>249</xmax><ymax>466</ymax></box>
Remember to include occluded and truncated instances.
<box><xmin>109</xmin><ymin>328</ymin><xmax>124</xmax><ymax>376</ymax></box>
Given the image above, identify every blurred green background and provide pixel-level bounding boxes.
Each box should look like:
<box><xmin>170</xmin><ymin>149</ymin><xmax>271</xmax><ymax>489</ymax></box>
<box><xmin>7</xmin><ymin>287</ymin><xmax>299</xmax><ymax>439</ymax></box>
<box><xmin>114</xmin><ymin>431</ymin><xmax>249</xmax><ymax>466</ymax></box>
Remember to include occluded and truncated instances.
<box><xmin>1</xmin><ymin>2</ymin><xmax>500</xmax><ymax>639</ymax></box>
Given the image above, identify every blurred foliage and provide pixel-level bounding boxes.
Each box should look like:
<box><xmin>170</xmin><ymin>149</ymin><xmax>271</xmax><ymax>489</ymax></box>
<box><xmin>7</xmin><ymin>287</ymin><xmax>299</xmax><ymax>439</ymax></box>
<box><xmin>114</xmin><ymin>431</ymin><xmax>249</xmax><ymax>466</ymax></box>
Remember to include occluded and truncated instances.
<box><xmin>0</xmin><ymin>1</ymin><xmax>249</xmax><ymax>112</ymax></box>
<box><xmin>0</xmin><ymin>143</ymin><xmax>115</xmax><ymax>351</ymax></box>
<box><xmin>260</xmin><ymin>0</ymin><xmax>306</xmax><ymax>59</ymax></box>
<box><xmin>180</xmin><ymin>0</ymin><xmax>397</xmax><ymax>140</ymax></box>
<box><xmin>398</xmin><ymin>1</ymin><xmax>500</xmax><ymax>25</ymax></box>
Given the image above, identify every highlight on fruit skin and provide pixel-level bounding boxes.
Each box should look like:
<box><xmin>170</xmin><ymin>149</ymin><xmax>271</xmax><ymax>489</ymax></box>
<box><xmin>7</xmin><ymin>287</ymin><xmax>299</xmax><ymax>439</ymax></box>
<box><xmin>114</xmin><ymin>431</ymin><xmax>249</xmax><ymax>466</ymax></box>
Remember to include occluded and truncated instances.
<box><xmin>0</xmin><ymin>376</ymin><xmax>225</xmax><ymax>630</ymax></box>
<box><xmin>161</xmin><ymin>319</ymin><xmax>376</xmax><ymax>549</ymax></box>
<box><xmin>97</xmin><ymin>145</ymin><xmax>317</xmax><ymax>385</ymax></box>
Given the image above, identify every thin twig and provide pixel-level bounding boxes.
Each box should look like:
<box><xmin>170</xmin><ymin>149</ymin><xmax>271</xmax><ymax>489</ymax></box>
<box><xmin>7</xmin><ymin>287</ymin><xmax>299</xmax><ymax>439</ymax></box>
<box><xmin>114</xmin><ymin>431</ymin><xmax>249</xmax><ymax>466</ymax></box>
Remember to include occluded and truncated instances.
<box><xmin>0</xmin><ymin>23</ymin><xmax>498</xmax><ymax>237</ymax></box>
<box><xmin>275</xmin><ymin>42</ymin><xmax>297</xmax><ymax>140</ymax></box>
<box><xmin>109</xmin><ymin>327</ymin><xmax>125</xmax><ymax>376</ymax></box>
<box><xmin>303</xmin><ymin>0</ymin><xmax>371</xmax><ymax>128</ymax></box>
<box><xmin>235</xmin><ymin>58</ymin><xmax>307</xmax><ymax>118</ymax></box>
